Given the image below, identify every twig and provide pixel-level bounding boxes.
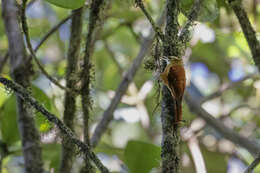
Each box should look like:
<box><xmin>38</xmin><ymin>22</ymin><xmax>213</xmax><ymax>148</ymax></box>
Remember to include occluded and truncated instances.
<box><xmin>219</xmin><ymin>104</ymin><xmax>250</xmax><ymax>120</ymax></box>
<box><xmin>228</xmin><ymin>0</ymin><xmax>260</xmax><ymax>71</ymax></box>
<box><xmin>0</xmin><ymin>14</ymin><xmax>72</xmax><ymax>74</ymax></box>
<box><xmin>104</xmin><ymin>41</ymin><xmax>123</xmax><ymax>74</ymax></box>
<box><xmin>243</xmin><ymin>153</ymin><xmax>260</xmax><ymax>173</ymax></box>
<box><xmin>178</xmin><ymin>0</ymin><xmax>202</xmax><ymax>42</ymax></box>
<box><xmin>126</xmin><ymin>23</ymin><xmax>141</xmax><ymax>43</ymax></box>
<box><xmin>0</xmin><ymin>76</ymin><xmax>110</xmax><ymax>173</ymax></box>
<box><xmin>90</xmin><ymin>10</ymin><xmax>166</xmax><ymax>147</ymax></box>
<box><xmin>135</xmin><ymin>0</ymin><xmax>164</xmax><ymax>41</ymax></box>
<box><xmin>200</xmin><ymin>74</ymin><xmax>257</xmax><ymax>104</ymax></box>
<box><xmin>34</xmin><ymin>14</ymin><xmax>73</xmax><ymax>52</ymax></box>
<box><xmin>21</xmin><ymin>0</ymin><xmax>77</xmax><ymax>94</ymax></box>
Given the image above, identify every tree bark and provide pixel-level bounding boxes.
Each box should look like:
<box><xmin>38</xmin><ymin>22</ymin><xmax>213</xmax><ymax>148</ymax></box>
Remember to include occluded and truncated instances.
<box><xmin>161</xmin><ymin>0</ymin><xmax>181</xmax><ymax>172</ymax></box>
<box><xmin>59</xmin><ymin>8</ymin><xmax>83</xmax><ymax>173</ymax></box>
<box><xmin>2</xmin><ymin>0</ymin><xmax>43</xmax><ymax>172</ymax></box>
<box><xmin>80</xmin><ymin>0</ymin><xmax>108</xmax><ymax>172</ymax></box>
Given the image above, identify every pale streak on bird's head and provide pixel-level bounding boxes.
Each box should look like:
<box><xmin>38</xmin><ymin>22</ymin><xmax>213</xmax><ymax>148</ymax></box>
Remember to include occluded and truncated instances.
<box><xmin>167</xmin><ymin>56</ymin><xmax>183</xmax><ymax>65</ymax></box>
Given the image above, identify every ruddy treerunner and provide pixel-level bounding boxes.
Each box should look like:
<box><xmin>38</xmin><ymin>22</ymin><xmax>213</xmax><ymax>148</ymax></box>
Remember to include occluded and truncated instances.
<box><xmin>160</xmin><ymin>56</ymin><xmax>186</xmax><ymax>123</ymax></box>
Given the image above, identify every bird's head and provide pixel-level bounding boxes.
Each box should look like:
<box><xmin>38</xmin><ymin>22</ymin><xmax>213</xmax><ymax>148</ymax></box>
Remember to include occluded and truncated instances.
<box><xmin>168</xmin><ymin>56</ymin><xmax>183</xmax><ymax>65</ymax></box>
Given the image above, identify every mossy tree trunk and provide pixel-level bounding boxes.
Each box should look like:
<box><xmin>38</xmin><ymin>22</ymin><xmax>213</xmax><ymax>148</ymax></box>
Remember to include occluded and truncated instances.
<box><xmin>2</xmin><ymin>0</ymin><xmax>43</xmax><ymax>172</ymax></box>
<box><xmin>161</xmin><ymin>0</ymin><xmax>181</xmax><ymax>172</ymax></box>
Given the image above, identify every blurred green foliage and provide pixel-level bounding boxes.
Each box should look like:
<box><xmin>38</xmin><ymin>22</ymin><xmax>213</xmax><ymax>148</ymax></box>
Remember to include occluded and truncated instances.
<box><xmin>44</xmin><ymin>0</ymin><xmax>85</xmax><ymax>9</ymax></box>
<box><xmin>124</xmin><ymin>140</ymin><xmax>161</xmax><ymax>173</ymax></box>
<box><xmin>0</xmin><ymin>0</ymin><xmax>260</xmax><ymax>172</ymax></box>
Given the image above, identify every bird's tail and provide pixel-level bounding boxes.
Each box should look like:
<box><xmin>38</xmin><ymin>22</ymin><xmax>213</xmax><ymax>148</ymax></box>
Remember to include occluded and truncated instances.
<box><xmin>175</xmin><ymin>100</ymin><xmax>182</xmax><ymax>123</ymax></box>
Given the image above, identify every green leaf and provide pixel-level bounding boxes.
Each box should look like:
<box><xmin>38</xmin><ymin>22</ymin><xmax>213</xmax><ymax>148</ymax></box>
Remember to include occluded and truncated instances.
<box><xmin>200</xmin><ymin>145</ymin><xmax>227</xmax><ymax>173</ymax></box>
<box><xmin>0</xmin><ymin>95</ymin><xmax>20</xmax><ymax>145</ymax></box>
<box><xmin>181</xmin><ymin>0</ymin><xmax>219</xmax><ymax>22</ymax></box>
<box><xmin>31</xmin><ymin>85</ymin><xmax>53</xmax><ymax>132</ymax></box>
<box><xmin>124</xmin><ymin>140</ymin><xmax>161</xmax><ymax>173</ymax></box>
<box><xmin>0</xmin><ymin>85</ymin><xmax>54</xmax><ymax>146</ymax></box>
<box><xmin>94</xmin><ymin>49</ymin><xmax>121</xmax><ymax>90</ymax></box>
<box><xmin>42</xmin><ymin>144</ymin><xmax>61</xmax><ymax>172</ymax></box>
<box><xmin>192</xmin><ymin>41</ymin><xmax>229</xmax><ymax>77</ymax></box>
<box><xmin>108</xmin><ymin>0</ymin><xmax>142</xmax><ymax>23</ymax></box>
<box><xmin>44</xmin><ymin>0</ymin><xmax>85</xmax><ymax>9</ymax></box>
<box><xmin>0</xmin><ymin>85</ymin><xmax>9</xmax><ymax>107</ymax></box>
<box><xmin>95</xmin><ymin>142</ymin><xmax>124</xmax><ymax>160</ymax></box>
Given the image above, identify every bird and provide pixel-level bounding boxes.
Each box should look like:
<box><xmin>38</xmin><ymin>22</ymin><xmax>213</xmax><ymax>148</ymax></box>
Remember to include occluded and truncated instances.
<box><xmin>160</xmin><ymin>56</ymin><xmax>186</xmax><ymax>123</ymax></box>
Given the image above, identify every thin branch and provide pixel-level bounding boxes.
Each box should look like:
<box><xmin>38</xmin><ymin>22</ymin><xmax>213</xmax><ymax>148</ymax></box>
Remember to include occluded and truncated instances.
<box><xmin>0</xmin><ymin>76</ymin><xmax>110</xmax><ymax>173</ymax></box>
<box><xmin>80</xmin><ymin>0</ymin><xmax>110</xmax><ymax>172</ymax></box>
<box><xmin>243</xmin><ymin>153</ymin><xmax>260</xmax><ymax>173</ymax></box>
<box><xmin>0</xmin><ymin>14</ymin><xmax>72</xmax><ymax>74</ymax></box>
<box><xmin>187</xmin><ymin>136</ymin><xmax>207</xmax><ymax>173</ymax></box>
<box><xmin>21</xmin><ymin>0</ymin><xmax>77</xmax><ymax>94</ymax></box>
<box><xmin>34</xmin><ymin>14</ymin><xmax>73</xmax><ymax>52</ymax></box>
<box><xmin>220</xmin><ymin>103</ymin><xmax>255</xmax><ymax>119</ymax></box>
<box><xmin>90</xmin><ymin>10</ymin><xmax>166</xmax><ymax>147</ymax></box>
<box><xmin>228</xmin><ymin>0</ymin><xmax>260</xmax><ymax>71</ymax></box>
<box><xmin>104</xmin><ymin>41</ymin><xmax>123</xmax><ymax>74</ymax></box>
<box><xmin>135</xmin><ymin>0</ymin><xmax>164</xmax><ymax>41</ymax></box>
<box><xmin>185</xmin><ymin>91</ymin><xmax>260</xmax><ymax>157</ymax></box>
<box><xmin>125</xmin><ymin>23</ymin><xmax>141</xmax><ymax>43</ymax></box>
<box><xmin>178</xmin><ymin>0</ymin><xmax>202</xmax><ymax>42</ymax></box>
<box><xmin>59</xmin><ymin>8</ymin><xmax>83</xmax><ymax>173</ymax></box>
<box><xmin>200</xmin><ymin>74</ymin><xmax>257</xmax><ymax>104</ymax></box>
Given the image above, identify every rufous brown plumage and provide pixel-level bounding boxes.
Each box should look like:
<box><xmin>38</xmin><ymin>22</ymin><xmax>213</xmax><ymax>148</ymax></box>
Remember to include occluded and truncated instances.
<box><xmin>160</xmin><ymin>57</ymin><xmax>186</xmax><ymax>123</ymax></box>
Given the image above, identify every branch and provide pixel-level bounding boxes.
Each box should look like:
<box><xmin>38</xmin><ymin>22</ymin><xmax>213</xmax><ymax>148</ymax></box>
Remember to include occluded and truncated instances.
<box><xmin>90</xmin><ymin>10</ymin><xmax>166</xmax><ymax>147</ymax></box>
<box><xmin>135</xmin><ymin>0</ymin><xmax>164</xmax><ymax>41</ymax></box>
<box><xmin>34</xmin><ymin>14</ymin><xmax>73</xmax><ymax>52</ymax></box>
<box><xmin>125</xmin><ymin>23</ymin><xmax>141</xmax><ymax>43</ymax></box>
<box><xmin>59</xmin><ymin>8</ymin><xmax>84</xmax><ymax>173</ymax></box>
<box><xmin>0</xmin><ymin>14</ymin><xmax>72</xmax><ymax>74</ymax></box>
<box><xmin>178</xmin><ymin>0</ymin><xmax>202</xmax><ymax>43</ymax></box>
<box><xmin>243</xmin><ymin>153</ymin><xmax>260</xmax><ymax>173</ymax></box>
<box><xmin>228</xmin><ymin>0</ymin><xmax>260</xmax><ymax>71</ymax></box>
<box><xmin>104</xmin><ymin>41</ymin><xmax>123</xmax><ymax>74</ymax></box>
<box><xmin>21</xmin><ymin>0</ymin><xmax>77</xmax><ymax>94</ymax></box>
<box><xmin>80</xmin><ymin>0</ymin><xmax>110</xmax><ymax>172</ymax></box>
<box><xmin>185</xmin><ymin>91</ymin><xmax>260</xmax><ymax>157</ymax></box>
<box><xmin>187</xmin><ymin>136</ymin><xmax>207</xmax><ymax>173</ymax></box>
<box><xmin>220</xmin><ymin>103</ymin><xmax>251</xmax><ymax>119</ymax></box>
<box><xmin>0</xmin><ymin>76</ymin><xmax>110</xmax><ymax>173</ymax></box>
<box><xmin>200</xmin><ymin>74</ymin><xmax>257</xmax><ymax>104</ymax></box>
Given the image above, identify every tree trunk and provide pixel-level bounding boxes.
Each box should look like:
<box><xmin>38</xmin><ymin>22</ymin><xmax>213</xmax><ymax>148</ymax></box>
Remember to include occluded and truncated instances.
<box><xmin>161</xmin><ymin>0</ymin><xmax>181</xmax><ymax>172</ymax></box>
<box><xmin>2</xmin><ymin>0</ymin><xmax>43</xmax><ymax>172</ymax></box>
